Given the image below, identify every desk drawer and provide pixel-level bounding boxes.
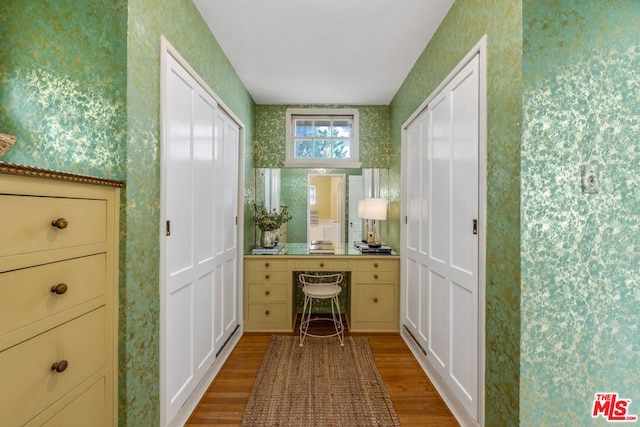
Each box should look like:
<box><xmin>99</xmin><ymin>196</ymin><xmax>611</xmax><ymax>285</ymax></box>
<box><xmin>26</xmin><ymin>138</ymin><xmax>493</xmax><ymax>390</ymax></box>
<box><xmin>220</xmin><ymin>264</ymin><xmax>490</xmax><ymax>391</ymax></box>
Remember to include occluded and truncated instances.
<box><xmin>293</xmin><ymin>259</ymin><xmax>349</xmax><ymax>271</ymax></box>
<box><xmin>247</xmin><ymin>303</ymin><xmax>287</xmax><ymax>324</ymax></box>
<box><xmin>248</xmin><ymin>283</ymin><xmax>288</xmax><ymax>303</ymax></box>
<box><xmin>0</xmin><ymin>307</ymin><xmax>106</xmax><ymax>426</ymax></box>
<box><xmin>0</xmin><ymin>254</ymin><xmax>106</xmax><ymax>343</ymax></box>
<box><xmin>355</xmin><ymin>270</ymin><xmax>397</xmax><ymax>283</ymax></box>
<box><xmin>245</xmin><ymin>269</ymin><xmax>290</xmax><ymax>284</ymax></box>
<box><xmin>0</xmin><ymin>195</ymin><xmax>107</xmax><ymax>258</ymax></box>
<box><xmin>245</xmin><ymin>259</ymin><xmax>288</xmax><ymax>271</ymax></box>
<box><xmin>353</xmin><ymin>259</ymin><xmax>397</xmax><ymax>272</ymax></box>
<box><xmin>354</xmin><ymin>284</ymin><xmax>396</xmax><ymax>323</ymax></box>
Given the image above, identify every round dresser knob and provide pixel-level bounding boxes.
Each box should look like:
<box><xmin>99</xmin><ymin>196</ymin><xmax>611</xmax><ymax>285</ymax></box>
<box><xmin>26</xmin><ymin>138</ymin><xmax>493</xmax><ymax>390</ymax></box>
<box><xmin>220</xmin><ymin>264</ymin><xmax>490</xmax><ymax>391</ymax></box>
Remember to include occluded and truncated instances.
<box><xmin>265</xmin><ymin>262</ymin><xmax>270</xmax><ymax>268</ymax></box>
<box><xmin>51</xmin><ymin>360</ymin><xmax>69</xmax><ymax>373</ymax></box>
<box><xmin>320</xmin><ymin>262</ymin><xmax>324</xmax><ymax>268</ymax></box>
<box><xmin>265</xmin><ymin>290</ymin><xmax>270</xmax><ymax>296</ymax></box>
<box><xmin>51</xmin><ymin>283</ymin><xmax>68</xmax><ymax>295</ymax></box>
<box><xmin>374</xmin><ymin>262</ymin><xmax>379</xmax><ymax>268</ymax></box>
<box><xmin>373</xmin><ymin>298</ymin><xmax>378</xmax><ymax>303</ymax></box>
<box><xmin>51</xmin><ymin>218</ymin><xmax>68</xmax><ymax>229</ymax></box>
<box><xmin>265</xmin><ymin>310</ymin><xmax>270</xmax><ymax>316</ymax></box>
<box><xmin>374</xmin><ymin>274</ymin><xmax>379</xmax><ymax>279</ymax></box>
<box><xmin>265</xmin><ymin>274</ymin><xmax>270</xmax><ymax>280</ymax></box>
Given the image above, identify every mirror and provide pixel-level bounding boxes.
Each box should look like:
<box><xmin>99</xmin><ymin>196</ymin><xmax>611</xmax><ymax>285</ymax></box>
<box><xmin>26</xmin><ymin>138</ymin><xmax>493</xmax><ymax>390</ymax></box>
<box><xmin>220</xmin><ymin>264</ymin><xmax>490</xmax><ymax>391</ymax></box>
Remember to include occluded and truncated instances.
<box><xmin>254</xmin><ymin>168</ymin><xmax>388</xmax><ymax>245</ymax></box>
<box><xmin>308</xmin><ymin>174</ymin><xmax>345</xmax><ymax>243</ymax></box>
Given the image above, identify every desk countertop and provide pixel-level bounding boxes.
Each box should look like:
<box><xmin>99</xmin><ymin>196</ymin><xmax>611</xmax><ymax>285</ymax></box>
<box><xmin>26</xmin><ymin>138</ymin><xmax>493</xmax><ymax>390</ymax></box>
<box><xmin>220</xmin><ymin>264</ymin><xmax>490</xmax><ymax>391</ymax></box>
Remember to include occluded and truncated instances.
<box><xmin>246</xmin><ymin>242</ymin><xmax>397</xmax><ymax>256</ymax></box>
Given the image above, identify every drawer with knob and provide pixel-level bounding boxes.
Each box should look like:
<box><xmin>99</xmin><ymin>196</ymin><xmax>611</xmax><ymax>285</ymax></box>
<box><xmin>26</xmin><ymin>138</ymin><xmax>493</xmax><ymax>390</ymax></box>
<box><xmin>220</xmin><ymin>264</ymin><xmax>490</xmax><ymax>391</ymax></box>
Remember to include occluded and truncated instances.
<box><xmin>354</xmin><ymin>270</ymin><xmax>397</xmax><ymax>283</ymax></box>
<box><xmin>353</xmin><ymin>284</ymin><xmax>396</xmax><ymax>324</ymax></box>
<box><xmin>293</xmin><ymin>259</ymin><xmax>349</xmax><ymax>271</ymax></box>
<box><xmin>354</xmin><ymin>259</ymin><xmax>396</xmax><ymax>272</ymax></box>
<box><xmin>0</xmin><ymin>194</ymin><xmax>107</xmax><ymax>258</ymax></box>
<box><xmin>247</xmin><ymin>282</ymin><xmax>288</xmax><ymax>303</ymax></box>
<box><xmin>244</xmin><ymin>259</ymin><xmax>289</xmax><ymax>271</ymax></box>
<box><xmin>0</xmin><ymin>254</ymin><xmax>106</xmax><ymax>349</ymax></box>
<box><xmin>245</xmin><ymin>269</ymin><xmax>290</xmax><ymax>284</ymax></box>
<box><xmin>0</xmin><ymin>307</ymin><xmax>106</xmax><ymax>426</ymax></box>
<box><xmin>247</xmin><ymin>303</ymin><xmax>287</xmax><ymax>325</ymax></box>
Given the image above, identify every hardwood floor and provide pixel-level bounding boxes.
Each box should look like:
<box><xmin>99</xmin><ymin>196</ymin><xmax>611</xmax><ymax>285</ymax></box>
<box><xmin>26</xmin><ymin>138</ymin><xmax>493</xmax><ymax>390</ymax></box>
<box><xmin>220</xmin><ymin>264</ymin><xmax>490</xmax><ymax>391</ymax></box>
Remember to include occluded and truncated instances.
<box><xmin>186</xmin><ymin>319</ymin><xmax>458</xmax><ymax>426</ymax></box>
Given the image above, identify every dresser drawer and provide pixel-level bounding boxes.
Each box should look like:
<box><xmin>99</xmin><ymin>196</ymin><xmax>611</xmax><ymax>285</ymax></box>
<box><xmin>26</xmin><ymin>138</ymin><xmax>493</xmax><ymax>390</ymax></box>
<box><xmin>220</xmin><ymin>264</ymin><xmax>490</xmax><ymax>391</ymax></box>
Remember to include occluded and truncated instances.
<box><xmin>0</xmin><ymin>254</ymin><xmax>106</xmax><ymax>344</ymax></box>
<box><xmin>26</xmin><ymin>376</ymin><xmax>106</xmax><ymax>427</ymax></box>
<box><xmin>248</xmin><ymin>282</ymin><xmax>288</xmax><ymax>303</ymax></box>
<box><xmin>247</xmin><ymin>303</ymin><xmax>287</xmax><ymax>324</ymax></box>
<box><xmin>245</xmin><ymin>269</ymin><xmax>290</xmax><ymax>284</ymax></box>
<box><xmin>353</xmin><ymin>259</ymin><xmax>397</xmax><ymax>272</ymax></box>
<box><xmin>354</xmin><ymin>270</ymin><xmax>397</xmax><ymax>283</ymax></box>
<box><xmin>0</xmin><ymin>195</ymin><xmax>107</xmax><ymax>258</ymax></box>
<box><xmin>245</xmin><ymin>258</ymin><xmax>288</xmax><ymax>271</ymax></box>
<box><xmin>0</xmin><ymin>307</ymin><xmax>106</xmax><ymax>426</ymax></box>
<box><xmin>293</xmin><ymin>259</ymin><xmax>350</xmax><ymax>271</ymax></box>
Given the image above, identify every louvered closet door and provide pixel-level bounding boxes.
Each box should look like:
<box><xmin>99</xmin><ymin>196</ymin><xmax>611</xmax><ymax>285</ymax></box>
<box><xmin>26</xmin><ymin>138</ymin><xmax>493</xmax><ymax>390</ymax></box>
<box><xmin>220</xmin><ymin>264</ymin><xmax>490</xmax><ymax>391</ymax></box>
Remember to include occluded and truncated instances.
<box><xmin>403</xmin><ymin>54</ymin><xmax>480</xmax><ymax>420</ymax></box>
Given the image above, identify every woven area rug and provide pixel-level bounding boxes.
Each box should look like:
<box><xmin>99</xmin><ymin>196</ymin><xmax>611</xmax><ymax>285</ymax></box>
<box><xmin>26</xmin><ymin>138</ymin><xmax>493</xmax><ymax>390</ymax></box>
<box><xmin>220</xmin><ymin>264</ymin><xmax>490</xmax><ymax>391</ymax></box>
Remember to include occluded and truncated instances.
<box><xmin>241</xmin><ymin>335</ymin><xmax>400</xmax><ymax>426</ymax></box>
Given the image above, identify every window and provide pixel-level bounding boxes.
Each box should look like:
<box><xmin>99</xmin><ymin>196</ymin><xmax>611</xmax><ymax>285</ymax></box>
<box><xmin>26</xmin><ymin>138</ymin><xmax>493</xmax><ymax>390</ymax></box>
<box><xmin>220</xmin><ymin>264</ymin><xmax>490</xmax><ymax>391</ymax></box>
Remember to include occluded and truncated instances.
<box><xmin>285</xmin><ymin>108</ymin><xmax>361</xmax><ymax>168</ymax></box>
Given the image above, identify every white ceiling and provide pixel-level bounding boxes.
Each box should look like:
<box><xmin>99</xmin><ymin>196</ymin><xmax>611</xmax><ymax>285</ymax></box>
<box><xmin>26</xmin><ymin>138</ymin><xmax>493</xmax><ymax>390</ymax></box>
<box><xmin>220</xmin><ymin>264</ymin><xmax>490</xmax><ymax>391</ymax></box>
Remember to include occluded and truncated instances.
<box><xmin>192</xmin><ymin>0</ymin><xmax>454</xmax><ymax>105</ymax></box>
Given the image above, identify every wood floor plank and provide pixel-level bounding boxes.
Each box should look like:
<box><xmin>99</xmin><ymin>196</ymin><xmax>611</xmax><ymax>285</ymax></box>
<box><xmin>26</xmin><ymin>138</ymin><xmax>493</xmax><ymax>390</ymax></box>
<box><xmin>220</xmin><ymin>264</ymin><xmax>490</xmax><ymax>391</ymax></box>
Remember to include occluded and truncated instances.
<box><xmin>186</xmin><ymin>323</ymin><xmax>458</xmax><ymax>426</ymax></box>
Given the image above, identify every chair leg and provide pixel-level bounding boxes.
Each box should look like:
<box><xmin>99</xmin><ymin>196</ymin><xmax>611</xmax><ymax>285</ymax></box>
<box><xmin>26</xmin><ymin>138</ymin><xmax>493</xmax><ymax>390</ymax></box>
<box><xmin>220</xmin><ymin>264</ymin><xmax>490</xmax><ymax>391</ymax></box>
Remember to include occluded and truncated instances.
<box><xmin>299</xmin><ymin>295</ymin><xmax>311</xmax><ymax>347</ymax></box>
<box><xmin>331</xmin><ymin>295</ymin><xmax>344</xmax><ymax>346</ymax></box>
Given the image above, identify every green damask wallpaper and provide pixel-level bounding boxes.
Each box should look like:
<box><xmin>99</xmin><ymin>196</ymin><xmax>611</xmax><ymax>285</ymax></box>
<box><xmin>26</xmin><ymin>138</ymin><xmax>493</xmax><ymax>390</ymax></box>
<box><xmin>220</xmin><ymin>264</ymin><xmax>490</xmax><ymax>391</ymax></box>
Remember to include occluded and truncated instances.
<box><xmin>0</xmin><ymin>0</ymin><xmax>127</xmax><ymax>178</ymax></box>
<box><xmin>521</xmin><ymin>1</ymin><xmax>640</xmax><ymax>425</ymax></box>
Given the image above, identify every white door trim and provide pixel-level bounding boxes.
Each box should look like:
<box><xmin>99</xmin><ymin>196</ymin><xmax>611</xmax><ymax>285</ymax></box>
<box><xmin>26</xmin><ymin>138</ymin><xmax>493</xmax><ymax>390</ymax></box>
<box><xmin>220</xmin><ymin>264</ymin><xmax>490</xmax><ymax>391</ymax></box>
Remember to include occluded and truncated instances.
<box><xmin>159</xmin><ymin>35</ymin><xmax>245</xmax><ymax>427</ymax></box>
<box><xmin>400</xmin><ymin>34</ymin><xmax>487</xmax><ymax>427</ymax></box>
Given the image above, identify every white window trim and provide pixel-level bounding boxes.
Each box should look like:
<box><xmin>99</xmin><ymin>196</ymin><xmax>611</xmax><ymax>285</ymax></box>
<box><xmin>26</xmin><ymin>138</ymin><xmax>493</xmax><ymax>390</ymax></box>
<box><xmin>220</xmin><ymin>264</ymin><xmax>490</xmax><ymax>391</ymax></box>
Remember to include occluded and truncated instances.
<box><xmin>284</xmin><ymin>108</ymin><xmax>361</xmax><ymax>168</ymax></box>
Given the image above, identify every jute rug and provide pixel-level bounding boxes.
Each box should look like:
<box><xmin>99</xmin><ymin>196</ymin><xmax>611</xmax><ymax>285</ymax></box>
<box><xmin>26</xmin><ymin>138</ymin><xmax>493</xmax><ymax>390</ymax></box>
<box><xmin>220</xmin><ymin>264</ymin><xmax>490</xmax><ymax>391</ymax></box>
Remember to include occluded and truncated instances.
<box><xmin>241</xmin><ymin>335</ymin><xmax>401</xmax><ymax>426</ymax></box>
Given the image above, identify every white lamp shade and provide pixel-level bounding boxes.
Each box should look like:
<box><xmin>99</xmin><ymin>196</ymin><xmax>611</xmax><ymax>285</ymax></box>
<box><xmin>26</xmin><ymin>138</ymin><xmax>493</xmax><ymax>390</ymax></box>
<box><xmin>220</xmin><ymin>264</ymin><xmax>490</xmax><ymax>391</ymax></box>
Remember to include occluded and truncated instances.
<box><xmin>357</xmin><ymin>199</ymin><xmax>364</xmax><ymax>218</ymax></box>
<box><xmin>361</xmin><ymin>198</ymin><xmax>387</xmax><ymax>220</ymax></box>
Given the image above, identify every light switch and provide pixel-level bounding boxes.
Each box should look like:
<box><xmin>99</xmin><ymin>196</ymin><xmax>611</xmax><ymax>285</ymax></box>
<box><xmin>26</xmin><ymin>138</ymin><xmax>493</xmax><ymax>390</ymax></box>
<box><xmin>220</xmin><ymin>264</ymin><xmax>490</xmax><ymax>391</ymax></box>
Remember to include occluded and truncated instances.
<box><xmin>581</xmin><ymin>165</ymin><xmax>599</xmax><ymax>194</ymax></box>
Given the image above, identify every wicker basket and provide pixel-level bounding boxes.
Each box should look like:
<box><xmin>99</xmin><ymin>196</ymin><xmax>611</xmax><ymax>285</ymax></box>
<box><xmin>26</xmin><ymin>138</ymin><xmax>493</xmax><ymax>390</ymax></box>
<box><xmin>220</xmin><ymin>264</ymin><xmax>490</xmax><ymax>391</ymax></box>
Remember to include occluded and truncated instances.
<box><xmin>0</xmin><ymin>133</ymin><xmax>16</xmax><ymax>159</ymax></box>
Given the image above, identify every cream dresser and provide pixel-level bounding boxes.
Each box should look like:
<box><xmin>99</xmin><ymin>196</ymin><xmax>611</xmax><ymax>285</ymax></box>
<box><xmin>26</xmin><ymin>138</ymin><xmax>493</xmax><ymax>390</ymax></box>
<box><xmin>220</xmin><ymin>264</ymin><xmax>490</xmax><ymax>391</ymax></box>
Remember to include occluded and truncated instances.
<box><xmin>244</xmin><ymin>244</ymin><xmax>399</xmax><ymax>333</ymax></box>
<box><xmin>0</xmin><ymin>163</ymin><xmax>121</xmax><ymax>426</ymax></box>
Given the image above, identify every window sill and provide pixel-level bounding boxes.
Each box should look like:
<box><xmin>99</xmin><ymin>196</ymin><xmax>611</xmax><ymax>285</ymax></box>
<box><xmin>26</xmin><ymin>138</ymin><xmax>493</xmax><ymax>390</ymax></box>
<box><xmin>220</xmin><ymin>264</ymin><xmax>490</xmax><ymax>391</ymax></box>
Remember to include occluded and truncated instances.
<box><xmin>283</xmin><ymin>161</ymin><xmax>362</xmax><ymax>169</ymax></box>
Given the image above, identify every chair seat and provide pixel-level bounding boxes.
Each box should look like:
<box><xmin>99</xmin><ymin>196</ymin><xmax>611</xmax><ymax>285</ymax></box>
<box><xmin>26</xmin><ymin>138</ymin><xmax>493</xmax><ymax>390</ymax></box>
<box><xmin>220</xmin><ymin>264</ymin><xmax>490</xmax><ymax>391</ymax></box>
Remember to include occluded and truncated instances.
<box><xmin>301</xmin><ymin>285</ymin><xmax>342</xmax><ymax>299</ymax></box>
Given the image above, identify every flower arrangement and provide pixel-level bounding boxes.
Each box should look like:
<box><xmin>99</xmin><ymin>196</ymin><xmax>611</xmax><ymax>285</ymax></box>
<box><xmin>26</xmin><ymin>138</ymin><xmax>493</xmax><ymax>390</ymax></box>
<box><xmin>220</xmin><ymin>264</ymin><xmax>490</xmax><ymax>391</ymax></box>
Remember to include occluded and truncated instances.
<box><xmin>253</xmin><ymin>203</ymin><xmax>291</xmax><ymax>231</ymax></box>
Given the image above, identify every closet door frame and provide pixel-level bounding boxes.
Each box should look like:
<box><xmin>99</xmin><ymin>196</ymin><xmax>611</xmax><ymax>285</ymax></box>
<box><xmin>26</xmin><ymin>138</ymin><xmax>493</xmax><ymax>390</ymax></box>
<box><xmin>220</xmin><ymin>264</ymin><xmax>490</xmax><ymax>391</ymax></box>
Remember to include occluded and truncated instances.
<box><xmin>400</xmin><ymin>35</ymin><xmax>487</xmax><ymax>427</ymax></box>
<box><xmin>159</xmin><ymin>36</ymin><xmax>245</xmax><ymax>427</ymax></box>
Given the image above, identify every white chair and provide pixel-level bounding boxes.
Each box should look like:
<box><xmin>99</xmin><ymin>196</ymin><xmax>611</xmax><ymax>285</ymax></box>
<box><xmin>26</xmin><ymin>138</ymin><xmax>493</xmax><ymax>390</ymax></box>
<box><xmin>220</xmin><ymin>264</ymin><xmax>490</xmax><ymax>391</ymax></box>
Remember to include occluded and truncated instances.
<box><xmin>298</xmin><ymin>273</ymin><xmax>344</xmax><ymax>346</ymax></box>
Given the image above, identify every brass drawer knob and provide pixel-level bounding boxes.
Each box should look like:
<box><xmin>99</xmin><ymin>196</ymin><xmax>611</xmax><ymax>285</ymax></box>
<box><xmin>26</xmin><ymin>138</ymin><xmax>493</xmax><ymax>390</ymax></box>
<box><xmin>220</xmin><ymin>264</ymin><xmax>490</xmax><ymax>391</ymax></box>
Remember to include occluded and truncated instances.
<box><xmin>373</xmin><ymin>298</ymin><xmax>379</xmax><ymax>303</ymax></box>
<box><xmin>51</xmin><ymin>283</ymin><xmax>68</xmax><ymax>295</ymax></box>
<box><xmin>374</xmin><ymin>274</ymin><xmax>379</xmax><ymax>279</ymax></box>
<box><xmin>320</xmin><ymin>262</ymin><xmax>324</xmax><ymax>268</ymax></box>
<box><xmin>51</xmin><ymin>360</ymin><xmax>69</xmax><ymax>373</ymax></box>
<box><xmin>51</xmin><ymin>218</ymin><xmax>68</xmax><ymax>229</ymax></box>
<box><xmin>265</xmin><ymin>290</ymin><xmax>270</xmax><ymax>296</ymax></box>
<box><xmin>265</xmin><ymin>262</ymin><xmax>270</xmax><ymax>268</ymax></box>
<box><xmin>374</xmin><ymin>262</ymin><xmax>379</xmax><ymax>268</ymax></box>
<box><xmin>265</xmin><ymin>310</ymin><xmax>270</xmax><ymax>316</ymax></box>
<box><xmin>265</xmin><ymin>274</ymin><xmax>270</xmax><ymax>280</ymax></box>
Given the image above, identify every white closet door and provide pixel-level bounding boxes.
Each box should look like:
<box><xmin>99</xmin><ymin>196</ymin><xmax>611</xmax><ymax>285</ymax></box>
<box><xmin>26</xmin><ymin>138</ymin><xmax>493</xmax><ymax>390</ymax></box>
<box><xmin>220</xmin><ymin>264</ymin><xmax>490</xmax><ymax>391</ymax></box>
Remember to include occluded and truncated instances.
<box><xmin>161</xmin><ymin>52</ymin><xmax>239</xmax><ymax>425</ymax></box>
<box><xmin>403</xmin><ymin>54</ymin><xmax>480</xmax><ymax>420</ymax></box>
<box><xmin>213</xmin><ymin>107</ymin><xmax>239</xmax><ymax>350</ymax></box>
